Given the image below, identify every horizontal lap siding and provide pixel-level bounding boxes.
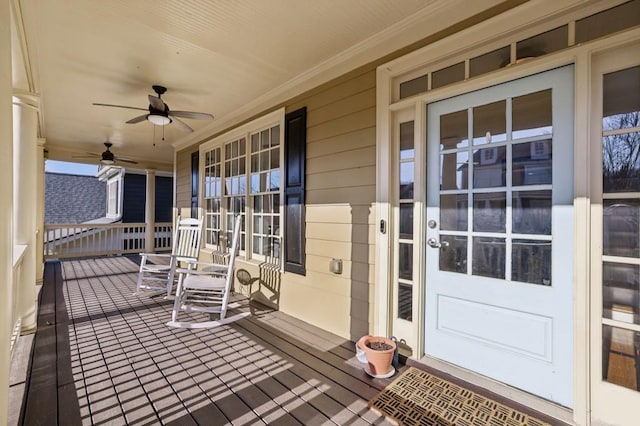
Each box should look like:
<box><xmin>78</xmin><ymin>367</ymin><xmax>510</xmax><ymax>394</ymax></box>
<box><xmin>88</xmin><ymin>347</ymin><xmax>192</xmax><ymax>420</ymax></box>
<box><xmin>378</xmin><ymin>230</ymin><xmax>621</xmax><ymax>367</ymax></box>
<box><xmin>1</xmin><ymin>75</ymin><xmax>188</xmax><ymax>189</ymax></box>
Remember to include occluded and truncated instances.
<box><xmin>175</xmin><ymin>149</ymin><xmax>193</xmax><ymax>212</ymax></box>
<box><xmin>283</xmin><ymin>68</ymin><xmax>376</xmax><ymax>340</ymax></box>
<box><xmin>175</xmin><ymin>68</ymin><xmax>377</xmax><ymax>340</ymax></box>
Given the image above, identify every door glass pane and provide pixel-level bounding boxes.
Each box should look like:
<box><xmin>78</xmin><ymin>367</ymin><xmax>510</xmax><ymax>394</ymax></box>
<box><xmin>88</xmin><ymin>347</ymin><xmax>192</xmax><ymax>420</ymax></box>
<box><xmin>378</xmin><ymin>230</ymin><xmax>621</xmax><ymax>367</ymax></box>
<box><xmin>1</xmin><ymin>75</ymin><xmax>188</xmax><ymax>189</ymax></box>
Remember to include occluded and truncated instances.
<box><xmin>398</xmin><ymin>283</ymin><xmax>413</xmax><ymax>321</ymax></box>
<box><xmin>513</xmin><ymin>89</ymin><xmax>552</xmax><ymax>140</ymax></box>
<box><xmin>440</xmin><ymin>194</ymin><xmax>467</xmax><ymax>231</ymax></box>
<box><xmin>399</xmin><ymin>243</ymin><xmax>413</xmax><ymax>280</ymax></box>
<box><xmin>512</xmin><ymin>140</ymin><xmax>552</xmax><ymax>185</ymax></box>
<box><xmin>440</xmin><ymin>109</ymin><xmax>468</xmax><ymax>149</ymax></box>
<box><xmin>603</xmin><ymin>199</ymin><xmax>640</xmax><ymax>258</ymax></box>
<box><xmin>472</xmin><ymin>100</ymin><xmax>506</xmax><ymax>145</ymax></box>
<box><xmin>400</xmin><ymin>121</ymin><xmax>415</xmax><ymax>160</ymax></box>
<box><xmin>473</xmin><ymin>147</ymin><xmax>506</xmax><ymax>188</ymax></box>
<box><xmin>603</xmin><ymin>262</ymin><xmax>639</xmax><ymax>325</ymax></box>
<box><xmin>602</xmin><ymin>324</ymin><xmax>640</xmax><ymax>391</ymax></box>
<box><xmin>440</xmin><ymin>236</ymin><xmax>467</xmax><ymax>274</ymax></box>
<box><xmin>441</xmin><ymin>151</ymin><xmax>468</xmax><ymax>190</ymax></box>
<box><xmin>471</xmin><ymin>237</ymin><xmax>506</xmax><ymax>279</ymax></box>
<box><xmin>603</xmin><ymin>66</ymin><xmax>640</xmax><ymax>131</ymax></box>
<box><xmin>513</xmin><ymin>190</ymin><xmax>552</xmax><ymax>235</ymax></box>
<box><xmin>512</xmin><ymin>240</ymin><xmax>552</xmax><ymax>285</ymax></box>
<box><xmin>473</xmin><ymin>192</ymin><xmax>506</xmax><ymax>232</ymax></box>
<box><xmin>472</xmin><ymin>237</ymin><xmax>506</xmax><ymax>279</ymax></box>
<box><xmin>399</xmin><ymin>204</ymin><xmax>413</xmax><ymax>239</ymax></box>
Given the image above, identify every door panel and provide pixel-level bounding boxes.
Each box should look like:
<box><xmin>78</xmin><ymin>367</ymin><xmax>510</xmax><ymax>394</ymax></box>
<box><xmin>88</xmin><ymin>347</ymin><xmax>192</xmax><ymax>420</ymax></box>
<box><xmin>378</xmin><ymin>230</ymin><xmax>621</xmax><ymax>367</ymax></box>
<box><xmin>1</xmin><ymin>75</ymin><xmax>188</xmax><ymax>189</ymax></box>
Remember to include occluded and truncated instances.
<box><xmin>425</xmin><ymin>66</ymin><xmax>574</xmax><ymax>407</ymax></box>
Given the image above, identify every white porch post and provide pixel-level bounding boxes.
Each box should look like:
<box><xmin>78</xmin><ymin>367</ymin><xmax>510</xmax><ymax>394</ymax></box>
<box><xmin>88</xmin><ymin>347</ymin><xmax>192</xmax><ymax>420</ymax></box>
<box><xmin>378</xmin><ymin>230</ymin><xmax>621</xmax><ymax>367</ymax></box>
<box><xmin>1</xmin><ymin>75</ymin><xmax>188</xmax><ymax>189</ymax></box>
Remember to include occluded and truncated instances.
<box><xmin>145</xmin><ymin>169</ymin><xmax>156</xmax><ymax>253</ymax></box>
<box><xmin>35</xmin><ymin>138</ymin><xmax>45</xmax><ymax>284</ymax></box>
<box><xmin>0</xmin><ymin>0</ymin><xmax>13</xmax><ymax>420</ymax></box>
<box><xmin>12</xmin><ymin>91</ymin><xmax>39</xmax><ymax>334</ymax></box>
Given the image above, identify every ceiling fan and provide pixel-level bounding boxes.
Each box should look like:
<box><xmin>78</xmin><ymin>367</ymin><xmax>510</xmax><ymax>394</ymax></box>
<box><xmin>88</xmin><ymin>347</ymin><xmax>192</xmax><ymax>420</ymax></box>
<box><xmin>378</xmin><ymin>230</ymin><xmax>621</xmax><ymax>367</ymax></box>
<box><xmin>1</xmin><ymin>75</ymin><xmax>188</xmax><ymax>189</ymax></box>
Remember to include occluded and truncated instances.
<box><xmin>74</xmin><ymin>142</ymin><xmax>138</xmax><ymax>165</ymax></box>
<box><xmin>93</xmin><ymin>85</ymin><xmax>214</xmax><ymax>132</ymax></box>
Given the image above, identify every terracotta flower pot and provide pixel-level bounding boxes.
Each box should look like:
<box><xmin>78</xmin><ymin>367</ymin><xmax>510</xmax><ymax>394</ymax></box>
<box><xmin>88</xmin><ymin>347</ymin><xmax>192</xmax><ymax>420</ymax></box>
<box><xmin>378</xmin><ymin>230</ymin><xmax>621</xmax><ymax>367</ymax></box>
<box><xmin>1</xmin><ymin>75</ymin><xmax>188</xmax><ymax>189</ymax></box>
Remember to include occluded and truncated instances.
<box><xmin>360</xmin><ymin>335</ymin><xmax>396</xmax><ymax>376</ymax></box>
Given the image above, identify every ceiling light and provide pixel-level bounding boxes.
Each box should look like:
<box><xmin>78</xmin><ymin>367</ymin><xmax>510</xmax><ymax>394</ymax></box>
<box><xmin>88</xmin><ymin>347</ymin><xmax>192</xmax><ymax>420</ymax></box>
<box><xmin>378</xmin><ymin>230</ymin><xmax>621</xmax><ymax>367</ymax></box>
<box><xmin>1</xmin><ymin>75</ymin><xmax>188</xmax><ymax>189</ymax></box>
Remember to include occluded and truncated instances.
<box><xmin>148</xmin><ymin>113</ymin><xmax>171</xmax><ymax>126</ymax></box>
<box><xmin>101</xmin><ymin>159</ymin><xmax>114</xmax><ymax>165</ymax></box>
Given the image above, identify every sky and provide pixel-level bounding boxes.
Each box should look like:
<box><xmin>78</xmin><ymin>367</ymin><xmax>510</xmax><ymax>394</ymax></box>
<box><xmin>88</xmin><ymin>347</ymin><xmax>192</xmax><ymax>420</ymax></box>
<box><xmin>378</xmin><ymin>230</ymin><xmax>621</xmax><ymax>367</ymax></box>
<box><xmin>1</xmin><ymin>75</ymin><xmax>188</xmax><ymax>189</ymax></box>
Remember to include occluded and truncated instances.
<box><xmin>45</xmin><ymin>160</ymin><xmax>98</xmax><ymax>176</ymax></box>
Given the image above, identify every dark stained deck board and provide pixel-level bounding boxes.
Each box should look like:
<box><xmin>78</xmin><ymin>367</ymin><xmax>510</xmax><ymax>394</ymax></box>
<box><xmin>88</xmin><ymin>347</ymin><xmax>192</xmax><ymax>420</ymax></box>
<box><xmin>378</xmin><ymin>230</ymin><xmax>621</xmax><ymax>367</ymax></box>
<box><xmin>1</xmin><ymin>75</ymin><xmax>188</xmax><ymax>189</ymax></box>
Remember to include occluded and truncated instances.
<box><xmin>22</xmin><ymin>257</ymin><xmax>395</xmax><ymax>425</ymax></box>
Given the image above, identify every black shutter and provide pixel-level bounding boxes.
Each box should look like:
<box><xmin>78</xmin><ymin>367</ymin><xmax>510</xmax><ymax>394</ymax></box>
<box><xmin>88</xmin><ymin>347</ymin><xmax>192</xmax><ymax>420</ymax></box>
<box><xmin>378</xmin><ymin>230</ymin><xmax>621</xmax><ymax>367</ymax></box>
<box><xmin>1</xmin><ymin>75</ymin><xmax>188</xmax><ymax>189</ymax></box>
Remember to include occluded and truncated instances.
<box><xmin>284</xmin><ymin>107</ymin><xmax>306</xmax><ymax>275</ymax></box>
<box><xmin>191</xmin><ymin>151</ymin><xmax>199</xmax><ymax>218</ymax></box>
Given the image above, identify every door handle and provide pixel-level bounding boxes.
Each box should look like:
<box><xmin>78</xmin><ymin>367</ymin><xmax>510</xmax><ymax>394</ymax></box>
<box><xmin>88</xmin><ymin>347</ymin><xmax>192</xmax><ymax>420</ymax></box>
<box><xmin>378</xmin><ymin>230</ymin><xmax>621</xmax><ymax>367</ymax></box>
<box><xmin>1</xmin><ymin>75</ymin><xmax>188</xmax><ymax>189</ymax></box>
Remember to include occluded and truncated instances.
<box><xmin>427</xmin><ymin>237</ymin><xmax>449</xmax><ymax>249</ymax></box>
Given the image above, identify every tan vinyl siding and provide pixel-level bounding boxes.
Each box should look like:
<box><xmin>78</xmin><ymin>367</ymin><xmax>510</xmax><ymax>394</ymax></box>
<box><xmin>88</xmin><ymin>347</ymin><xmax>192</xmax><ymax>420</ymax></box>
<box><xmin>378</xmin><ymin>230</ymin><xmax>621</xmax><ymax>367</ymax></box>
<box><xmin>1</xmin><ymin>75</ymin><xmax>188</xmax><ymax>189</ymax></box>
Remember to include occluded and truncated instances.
<box><xmin>175</xmin><ymin>148</ymin><xmax>196</xmax><ymax>212</ymax></box>
<box><xmin>283</xmin><ymin>68</ymin><xmax>376</xmax><ymax>339</ymax></box>
<box><xmin>174</xmin><ymin>68</ymin><xmax>376</xmax><ymax>339</ymax></box>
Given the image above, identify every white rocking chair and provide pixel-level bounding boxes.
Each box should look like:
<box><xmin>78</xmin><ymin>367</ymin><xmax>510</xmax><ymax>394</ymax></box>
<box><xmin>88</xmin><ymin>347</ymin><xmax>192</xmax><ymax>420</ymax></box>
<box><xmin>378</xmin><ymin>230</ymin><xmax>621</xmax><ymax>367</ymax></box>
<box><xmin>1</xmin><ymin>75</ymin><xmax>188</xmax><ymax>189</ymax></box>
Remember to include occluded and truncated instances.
<box><xmin>168</xmin><ymin>215</ymin><xmax>248</xmax><ymax>329</ymax></box>
<box><xmin>136</xmin><ymin>216</ymin><xmax>204</xmax><ymax>297</ymax></box>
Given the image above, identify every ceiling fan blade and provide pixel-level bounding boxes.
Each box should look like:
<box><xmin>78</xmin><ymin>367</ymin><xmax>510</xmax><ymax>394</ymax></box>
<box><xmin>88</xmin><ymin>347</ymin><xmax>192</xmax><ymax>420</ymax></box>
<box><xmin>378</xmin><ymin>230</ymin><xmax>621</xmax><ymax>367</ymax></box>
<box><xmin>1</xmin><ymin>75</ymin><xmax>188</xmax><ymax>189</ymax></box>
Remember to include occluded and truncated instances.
<box><xmin>72</xmin><ymin>154</ymin><xmax>100</xmax><ymax>159</ymax></box>
<box><xmin>126</xmin><ymin>114</ymin><xmax>149</xmax><ymax>124</ymax></box>
<box><xmin>92</xmin><ymin>103</ymin><xmax>148</xmax><ymax>111</ymax></box>
<box><xmin>115</xmin><ymin>157</ymin><xmax>138</xmax><ymax>164</ymax></box>
<box><xmin>170</xmin><ymin>111</ymin><xmax>214</xmax><ymax>120</ymax></box>
<box><xmin>148</xmin><ymin>94</ymin><xmax>165</xmax><ymax>111</ymax></box>
<box><xmin>170</xmin><ymin>116</ymin><xmax>194</xmax><ymax>132</ymax></box>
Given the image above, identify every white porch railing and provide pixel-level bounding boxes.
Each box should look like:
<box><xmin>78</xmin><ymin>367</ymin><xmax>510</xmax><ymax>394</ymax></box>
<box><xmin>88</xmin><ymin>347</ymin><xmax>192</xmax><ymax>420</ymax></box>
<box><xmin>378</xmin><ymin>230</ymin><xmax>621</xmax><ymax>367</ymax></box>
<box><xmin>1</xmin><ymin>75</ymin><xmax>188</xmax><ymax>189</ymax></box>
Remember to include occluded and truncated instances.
<box><xmin>43</xmin><ymin>222</ymin><xmax>172</xmax><ymax>259</ymax></box>
<box><xmin>10</xmin><ymin>244</ymin><xmax>27</xmax><ymax>357</ymax></box>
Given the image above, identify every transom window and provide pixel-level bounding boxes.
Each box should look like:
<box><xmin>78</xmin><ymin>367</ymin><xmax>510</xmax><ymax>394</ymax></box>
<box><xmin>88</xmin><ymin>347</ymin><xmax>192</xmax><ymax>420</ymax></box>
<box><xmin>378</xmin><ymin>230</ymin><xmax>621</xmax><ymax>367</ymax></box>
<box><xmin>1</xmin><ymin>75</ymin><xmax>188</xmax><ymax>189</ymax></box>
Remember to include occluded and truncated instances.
<box><xmin>202</xmin><ymin>112</ymin><xmax>283</xmax><ymax>262</ymax></box>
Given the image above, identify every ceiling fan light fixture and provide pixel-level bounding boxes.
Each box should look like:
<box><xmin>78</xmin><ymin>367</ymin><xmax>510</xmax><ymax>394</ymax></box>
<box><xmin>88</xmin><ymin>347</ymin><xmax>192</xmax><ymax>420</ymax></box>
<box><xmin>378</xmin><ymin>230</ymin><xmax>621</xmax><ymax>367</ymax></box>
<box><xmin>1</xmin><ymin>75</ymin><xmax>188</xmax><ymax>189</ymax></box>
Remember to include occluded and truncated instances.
<box><xmin>101</xmin><ymin>159</ymin><xmax>115</xmax><ymax>165</ymax></box>
<box><xmin>148</xmin><ymin>113</ymin><xmax>171</xmax><ymax>126</ymax></box>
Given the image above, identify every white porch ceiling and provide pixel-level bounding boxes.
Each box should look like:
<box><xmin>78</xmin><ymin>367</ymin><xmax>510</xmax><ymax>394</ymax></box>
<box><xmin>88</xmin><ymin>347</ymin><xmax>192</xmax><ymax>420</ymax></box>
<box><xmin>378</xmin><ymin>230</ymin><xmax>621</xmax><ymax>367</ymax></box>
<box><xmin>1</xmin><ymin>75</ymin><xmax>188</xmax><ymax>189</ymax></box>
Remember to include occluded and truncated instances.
<box><xmin>15</xmin><ymin>0</ymin><xmax>504</xmax><ymax>171</ymax></box>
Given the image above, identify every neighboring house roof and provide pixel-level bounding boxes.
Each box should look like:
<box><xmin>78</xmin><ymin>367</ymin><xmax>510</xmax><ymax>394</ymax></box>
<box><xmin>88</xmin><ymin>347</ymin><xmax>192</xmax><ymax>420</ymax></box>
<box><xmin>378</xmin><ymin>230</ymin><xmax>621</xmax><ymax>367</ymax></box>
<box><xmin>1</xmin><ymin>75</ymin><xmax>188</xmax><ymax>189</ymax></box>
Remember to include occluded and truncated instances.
<box><xmin>45</xmin><ymin>172</ymin><xmax>106</xmax><ymax>224</ymax></box>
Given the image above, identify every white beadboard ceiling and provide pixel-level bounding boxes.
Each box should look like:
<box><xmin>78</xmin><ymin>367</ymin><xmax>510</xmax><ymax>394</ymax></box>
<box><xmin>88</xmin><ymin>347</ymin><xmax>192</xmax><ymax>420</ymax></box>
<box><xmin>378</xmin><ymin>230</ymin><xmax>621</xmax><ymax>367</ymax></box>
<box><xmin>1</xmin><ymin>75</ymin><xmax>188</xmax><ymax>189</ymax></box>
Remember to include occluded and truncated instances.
<box><xmin>16</xmin><ymin>0</ymin><xmax>505</xmax><ymax>171</ymax></box>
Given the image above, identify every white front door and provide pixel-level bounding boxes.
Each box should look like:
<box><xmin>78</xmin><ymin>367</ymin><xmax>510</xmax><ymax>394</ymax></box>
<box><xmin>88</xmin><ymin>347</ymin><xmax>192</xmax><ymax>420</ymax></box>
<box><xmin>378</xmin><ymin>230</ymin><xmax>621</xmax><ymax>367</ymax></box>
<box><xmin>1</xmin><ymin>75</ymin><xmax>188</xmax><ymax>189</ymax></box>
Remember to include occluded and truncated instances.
<box><xmin>425</xmin><ymin>66</ymin><xmax>574</xmax><ymax>407</ymax></box>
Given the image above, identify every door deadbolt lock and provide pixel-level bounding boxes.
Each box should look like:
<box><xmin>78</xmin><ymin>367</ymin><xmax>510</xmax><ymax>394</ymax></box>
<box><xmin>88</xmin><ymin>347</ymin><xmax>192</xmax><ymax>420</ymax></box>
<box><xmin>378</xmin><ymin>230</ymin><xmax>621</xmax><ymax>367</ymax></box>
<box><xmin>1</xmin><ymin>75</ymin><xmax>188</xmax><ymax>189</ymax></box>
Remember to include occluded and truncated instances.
<box><xmin>428</xmin><ymin>220</ymin><xmax>437</xmax><ymax>229</ymax></box>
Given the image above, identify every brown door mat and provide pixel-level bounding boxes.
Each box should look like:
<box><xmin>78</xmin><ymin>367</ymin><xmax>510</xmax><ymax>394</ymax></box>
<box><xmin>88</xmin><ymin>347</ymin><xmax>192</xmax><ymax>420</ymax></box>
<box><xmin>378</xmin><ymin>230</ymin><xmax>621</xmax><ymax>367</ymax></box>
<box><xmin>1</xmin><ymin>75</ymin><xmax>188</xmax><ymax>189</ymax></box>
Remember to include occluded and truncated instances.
<box><xmin>368</xmin><ymin>367</ymin><xmax>557</xmax><ymax>426</ymax></box>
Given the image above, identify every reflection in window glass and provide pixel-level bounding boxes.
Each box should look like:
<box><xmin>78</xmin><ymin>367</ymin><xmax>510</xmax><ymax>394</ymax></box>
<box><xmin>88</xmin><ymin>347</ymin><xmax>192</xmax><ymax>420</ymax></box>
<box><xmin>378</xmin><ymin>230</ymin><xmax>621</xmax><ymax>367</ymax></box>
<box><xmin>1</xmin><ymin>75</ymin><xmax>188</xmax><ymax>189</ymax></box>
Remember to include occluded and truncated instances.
<box><xmin>513</xmin><ymin>140</ymin><xmax>552</xmax><ymax>186</ymax></box>
<box><xmin>398</xmin><ymin>283</ymin><xmax>413</xmax><ymax>321</ymax></box>
<box><xmin>400</xmin><ymin>162</ymin><xmax>414</xmax><ymax>199</ymax></box>
<box><xmin>473</xmin><ymin>147</ymin><xmax>506</xmax><ymax>188</ymax></box>
<box><xmin>469</xmin><ymin>46</ymin><xmax>510</xmax><ymax>78</ymax></box>
<box><xmin>473</xmin><ymin>192</ymin><xmax>506</xmax><ymax>233</ymax></box>
<box><xmin>602</xmin><ymin>132</ymin><xmax>640</xmax><ymax>192</ymax></box>
<box><xmin>400</xmin><ymin>75</ymin><xmax>428</xmax><ymax>99</ymax></box>
<box><xmin>440</xmin><ymin>236</ymin><xmax>467</xmax><ymax>274</ymax></box>
<box><xmin>603</xmin><ymin>67</ymin><xmax>639</xmax><ymax>130</ymax></box>
<box><xmin>441</xmin><ymin>151</ymin><xmax>468</xmax><ymax>190</ymax></box>
<box><xmin>602</xmin><ymin>324</ymin><xmax>640</xmax><ymax>391</ymax></box>
<box><xmin>513</xmin><ymin>191</ymin><xmax>552</xmax><ymax>235</ymax></box>
<box><xmin>603</xmin><ymin>199</ymin><xmax>640</xmax><ymax>258</ymax></box>
<box><xmin>399</xmin><ymin>203</ymin><xmax>413</xmax><ymax>239</ymax></box>
<box><xmin>473</xmin><ymin>100</ymin><xmax>506</xmax><ymax>145</ymax></box>
<box><xmin>440</xmin><ymin>109</ymin><xmax>468</xmax><ymax>149</ymax></box>
<box><xmin>472</xmin><ymin>237</ymin><xmax>505</xmax><ymax>279</ymax></box>
<box><xmin>441</xmin><ymin>194</ymin><xmax>467</xmax><ymax>232</ymax></box>
<box><xmin>512</xmin><ymin>240</ymin><xmax>551</xmax><ymax>285</ymax></box>
<box><xmin>399</xmin><ymin>243</ymin><xmax>413</xmax><ymax>281</ymax></box>
<box><xmin>603</xmin><ymin>262</ymin><xmax>639</xmax><ymax>325</ymax></box>
<box><xmin>432</xmin><ymin>62</ymin><xmax>465</xmax><ymax>90</ymax></box>
<box><xmin>513</xmin><ymin>90</ymin><xmax>552</xmax><ymax>139</ymax></box>
<box><xmin>400</xmin><ymin>121</ymin><xmax>415</xmax><ymax>160</ymax></box>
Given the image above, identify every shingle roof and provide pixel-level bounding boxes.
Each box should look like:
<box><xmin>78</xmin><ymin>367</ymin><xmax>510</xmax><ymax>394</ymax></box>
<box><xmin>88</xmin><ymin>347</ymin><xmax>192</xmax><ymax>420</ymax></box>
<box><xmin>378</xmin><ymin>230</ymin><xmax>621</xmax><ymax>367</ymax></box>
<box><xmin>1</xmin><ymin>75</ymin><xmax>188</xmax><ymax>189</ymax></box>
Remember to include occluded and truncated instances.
<box><xmin>45</xmin><ymin>173</ymin><xmax>106</xmax><ymax>224</ymax></box>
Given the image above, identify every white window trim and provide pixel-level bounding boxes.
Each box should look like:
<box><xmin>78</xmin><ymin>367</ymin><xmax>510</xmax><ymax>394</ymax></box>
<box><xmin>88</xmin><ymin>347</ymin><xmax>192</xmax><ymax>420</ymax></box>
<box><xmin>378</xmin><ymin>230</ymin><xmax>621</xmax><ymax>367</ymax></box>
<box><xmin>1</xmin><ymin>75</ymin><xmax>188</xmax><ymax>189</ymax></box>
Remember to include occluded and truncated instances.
<box><xmin>199</xmin><ymin>108</ymin><xmax>285</xmax><ymax>264</ymax></box>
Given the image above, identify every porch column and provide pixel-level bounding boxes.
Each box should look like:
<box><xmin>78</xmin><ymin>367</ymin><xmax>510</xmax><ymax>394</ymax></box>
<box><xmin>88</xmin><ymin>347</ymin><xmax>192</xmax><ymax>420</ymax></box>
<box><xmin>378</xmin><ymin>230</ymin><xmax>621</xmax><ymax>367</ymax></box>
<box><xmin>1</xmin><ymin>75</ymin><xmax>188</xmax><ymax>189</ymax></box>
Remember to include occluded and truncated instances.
<box><xmin>35</xmin><ymin>138</ymin><xmax>45</xmax><ymax>284</ymax></box>
<box><xmin>12</xmin><ymin>90</ymin><xmax>39</xmax><ymax>334</ymax></box>
<box><xmin>0</xmin><ymin>0</ymin><xmax>13</xmax><ymax>421</ymax></box>
<box><xmin>145</xmin><ymin>169</ymin><xmax>156</xmax><ymax>252</ymax></box>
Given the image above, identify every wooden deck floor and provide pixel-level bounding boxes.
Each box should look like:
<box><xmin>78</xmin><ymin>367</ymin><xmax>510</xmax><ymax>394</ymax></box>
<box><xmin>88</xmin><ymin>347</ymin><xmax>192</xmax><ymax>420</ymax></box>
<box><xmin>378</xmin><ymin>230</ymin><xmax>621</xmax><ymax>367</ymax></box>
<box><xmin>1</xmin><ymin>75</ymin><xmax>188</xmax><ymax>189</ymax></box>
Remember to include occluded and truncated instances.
<box><xmin>18</xmin><ymin>256</ymin><xmax>399</xmax><ymax>426</ymax></box>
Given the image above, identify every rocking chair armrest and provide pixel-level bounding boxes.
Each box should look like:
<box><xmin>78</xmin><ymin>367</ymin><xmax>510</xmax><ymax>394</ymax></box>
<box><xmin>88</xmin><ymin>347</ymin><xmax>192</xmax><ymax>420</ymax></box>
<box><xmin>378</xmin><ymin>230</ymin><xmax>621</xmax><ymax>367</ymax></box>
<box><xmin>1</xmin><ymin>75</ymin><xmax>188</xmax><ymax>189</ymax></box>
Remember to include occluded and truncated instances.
<box><xmin>175</xmin><ymin>262</ymin><xmax>228</xmax><ymax>276</ymax></box>
<box><xmin>139</xmin><ymin>252</ymin><xmax>173</xmax><ymax>260</ymax></box>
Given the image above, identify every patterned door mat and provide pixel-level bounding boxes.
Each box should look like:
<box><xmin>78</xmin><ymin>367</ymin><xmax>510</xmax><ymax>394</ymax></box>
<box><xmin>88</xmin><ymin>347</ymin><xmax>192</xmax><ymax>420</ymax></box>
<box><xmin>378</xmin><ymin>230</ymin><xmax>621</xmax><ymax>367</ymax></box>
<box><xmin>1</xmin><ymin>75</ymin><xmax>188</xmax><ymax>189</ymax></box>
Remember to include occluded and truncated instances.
<box><xmin>368</xmin><ymin>367</ymin><xmax>551</xmax><ymax>426</ymax></box>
